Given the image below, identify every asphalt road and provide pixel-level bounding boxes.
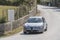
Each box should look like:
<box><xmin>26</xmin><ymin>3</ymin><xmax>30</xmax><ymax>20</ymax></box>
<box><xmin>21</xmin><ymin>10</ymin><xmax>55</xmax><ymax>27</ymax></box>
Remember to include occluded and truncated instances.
<box><xmin>0</xmin><ymin>5</ymin><xmax>60</xmax><ymax>40</ymax></box>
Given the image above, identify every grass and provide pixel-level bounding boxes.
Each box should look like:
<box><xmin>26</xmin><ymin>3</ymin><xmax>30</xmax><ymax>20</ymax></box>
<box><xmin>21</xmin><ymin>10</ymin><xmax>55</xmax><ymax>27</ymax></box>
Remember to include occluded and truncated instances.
<box><xmin>5</xmin><ymin>26</ymin><xmax>23</xmax><ymax>36</ymax></box>
<box><xmin>0</xmin><ymin>26</ymin><xmax>23</xmax><ymax>37</ymax></box>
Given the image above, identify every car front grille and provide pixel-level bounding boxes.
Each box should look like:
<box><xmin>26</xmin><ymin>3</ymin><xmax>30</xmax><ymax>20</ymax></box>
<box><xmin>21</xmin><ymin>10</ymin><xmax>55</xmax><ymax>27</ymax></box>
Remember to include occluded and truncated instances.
<box><xmin>30</xmin><ymin>27</ymin><xmax>33</xmax><ymax>30</ymax></box>
<box><xmin>25</xmin><ymin>26</ymin><xmax>41</xmax><ymax>30</ymax></box>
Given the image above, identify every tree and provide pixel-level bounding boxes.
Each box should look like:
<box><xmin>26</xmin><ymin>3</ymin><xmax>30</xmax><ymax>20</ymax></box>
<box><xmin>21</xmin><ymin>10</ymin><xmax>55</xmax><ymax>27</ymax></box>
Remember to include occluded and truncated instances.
<box><xmin>0</xmin><ymin>0</ymin><xmax>6</xmax><ymax>5</ymax></box>
<box><xmin>37</xmin><ymin>0</ymin><xmax>41</xmax><ymax>4</ymax></box>
<box><xmin>12</xmin><ymin>0</ymin><xmax>24</xmax><ymax>6</ymax></box>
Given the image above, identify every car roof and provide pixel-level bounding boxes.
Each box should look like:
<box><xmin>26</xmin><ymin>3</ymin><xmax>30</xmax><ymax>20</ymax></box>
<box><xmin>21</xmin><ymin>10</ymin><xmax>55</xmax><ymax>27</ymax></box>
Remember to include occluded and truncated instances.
<box><xmin>29</xmin><ymin>16</ymin><xmax>43</xmax><ymax>18</ymax></box>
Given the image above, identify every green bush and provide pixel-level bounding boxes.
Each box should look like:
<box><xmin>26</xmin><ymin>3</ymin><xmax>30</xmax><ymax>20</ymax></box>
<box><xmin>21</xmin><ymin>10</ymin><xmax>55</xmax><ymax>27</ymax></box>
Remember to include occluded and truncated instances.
<box><xmin>0</xmin><ymin>17</ymin><xmax>6</xmax><ymax>23</ymax></box>
<box><xmin>12</xmin><ymin>1</ymin><xmax>20</xmax><ymax>6</ymax></box>
<box><xmin>37</xmin><ymin>0</ymin><xmax>41</xmax><ymax>4</ymax></box>
<box><xmin>0</xmin><ymin>0</ymin><xmax>24</xmax><ymax>6</ymax></box>
<box><xmin>5</xmin><ymin>1</ymin><xmax>12</xmax><ymax>5</ymax></box>
<box><xmin>0</xmin><ymin>0</ymin><xmax>6</xmax><ymax>5</ymax></box>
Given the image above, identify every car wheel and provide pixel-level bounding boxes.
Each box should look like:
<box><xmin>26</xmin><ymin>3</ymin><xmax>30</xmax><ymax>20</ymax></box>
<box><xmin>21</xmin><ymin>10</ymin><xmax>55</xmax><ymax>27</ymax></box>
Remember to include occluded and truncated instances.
<box><xmin>24</xmin><ymin>31</ymin><xmax>30</xmax><ymax>34</ymax></box>
<box><xmin>24</xmin><ymin>31</ymin><xmax>27</xmax><ymax>34</ymax></box>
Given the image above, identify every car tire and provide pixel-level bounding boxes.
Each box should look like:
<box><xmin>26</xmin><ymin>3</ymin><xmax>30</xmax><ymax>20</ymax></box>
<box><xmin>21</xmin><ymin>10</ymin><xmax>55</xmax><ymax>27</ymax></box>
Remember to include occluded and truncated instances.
<box><xmin>24</xmin><ymin>31</ymin><xmax>27</xmax><ymax>34</ymax></box>
<box><xmin>24</xmin><ymin>31</ymin><xmax>30</xmax><ymax>34</ymax></box>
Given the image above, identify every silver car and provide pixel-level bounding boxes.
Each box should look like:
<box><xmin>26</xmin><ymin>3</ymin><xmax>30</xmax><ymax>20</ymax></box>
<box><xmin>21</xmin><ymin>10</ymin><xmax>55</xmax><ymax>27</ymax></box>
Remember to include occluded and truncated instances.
<box><xmin>23</xmin><ymin>16</ymin><xmax>47</xmax><ymax>34</ymax></box>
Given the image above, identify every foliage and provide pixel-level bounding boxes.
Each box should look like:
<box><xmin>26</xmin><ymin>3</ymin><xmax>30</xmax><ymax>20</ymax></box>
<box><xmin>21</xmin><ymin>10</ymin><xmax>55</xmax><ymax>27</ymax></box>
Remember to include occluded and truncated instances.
<box><xmin>0</xmin><ymin>0</ymin><xmax>6</xmax><ymax>5</ymax></box>
<box><xmin>12</xmin><ymin>0</ymin><xmax>24</xmax><ymax>6</ymax></box>
<box><xmin>0</xmin><ymin>17</ymin><xmax>6</xmax><ymax>23</ymax></box>
<box><xmin>0</xmin><ymin>0</ymin><xmax>11</xmax><ymax>5</ymax></box>
<box><xmin>5</xmin><ymin>1</ymin><xmax>12</xmax><ymax>5</ymax></box>
<box><xmin>58</xmin><ymin>0</ymin><xmax>60</xmax><ymax>2</ymax></box>
<box><xmin>37</xmin><ymin>0</ymin><xmax>41</xmax><ymax>4</ymax></box>
<box><xmin>0</xmin><ymin>0</ymin><xmax>24</xmax><ymax>6</ymax></box>
<box><xmin>0</xmin><ymin>0</ymin><xmax>35</xmax><ymax>6</ymax></box>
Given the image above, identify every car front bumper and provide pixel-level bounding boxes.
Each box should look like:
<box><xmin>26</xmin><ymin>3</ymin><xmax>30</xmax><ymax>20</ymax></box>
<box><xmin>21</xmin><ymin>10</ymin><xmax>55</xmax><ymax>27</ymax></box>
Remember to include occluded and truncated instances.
<box><xmin>24</xmin><ymin>27</ymin><xmax>44</xmax><ymax>33</ymax></box>
<box><xmin>24</xmin><ymin>29</ymin><xmax>44</xmax><ymax>33</ymax></box>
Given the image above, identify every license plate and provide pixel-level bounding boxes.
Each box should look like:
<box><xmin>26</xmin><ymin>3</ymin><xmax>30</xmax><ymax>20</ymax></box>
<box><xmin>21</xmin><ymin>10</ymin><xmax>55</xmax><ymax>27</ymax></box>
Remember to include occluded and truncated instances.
<box><xmin>33</xmin><ymin>27</ymin><xmax>39</xmax><ymax>30</ymax></box>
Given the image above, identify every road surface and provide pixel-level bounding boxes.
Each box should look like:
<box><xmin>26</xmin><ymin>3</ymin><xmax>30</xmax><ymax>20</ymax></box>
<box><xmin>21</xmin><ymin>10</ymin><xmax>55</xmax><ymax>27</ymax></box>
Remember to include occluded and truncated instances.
<box><xmin>0</xmin><ymin>5</ymin><xmax>60</xmax><ymax>40</ymax></box>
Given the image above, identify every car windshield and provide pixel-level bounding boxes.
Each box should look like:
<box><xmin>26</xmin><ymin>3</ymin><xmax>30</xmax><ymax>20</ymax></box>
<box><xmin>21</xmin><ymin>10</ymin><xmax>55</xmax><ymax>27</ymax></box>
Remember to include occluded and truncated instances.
<box><xmin>27</xmin><ymin>18</ymin><xmax>43</xmax><ymax>23</ymax></box>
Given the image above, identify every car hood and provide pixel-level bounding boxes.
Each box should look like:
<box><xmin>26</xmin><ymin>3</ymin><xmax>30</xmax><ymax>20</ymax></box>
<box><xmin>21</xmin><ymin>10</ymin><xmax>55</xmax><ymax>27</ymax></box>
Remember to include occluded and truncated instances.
<box><xmin>24</xmin><ymin>23</ymin><xmax>43</xmax><ymax>27</ymax></box>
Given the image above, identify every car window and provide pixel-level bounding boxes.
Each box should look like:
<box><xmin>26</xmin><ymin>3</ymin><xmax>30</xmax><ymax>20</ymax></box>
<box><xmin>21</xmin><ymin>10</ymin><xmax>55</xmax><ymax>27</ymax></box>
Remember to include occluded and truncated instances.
<box><xmin>27</xmin><ymin>18</ymin><xmax>43</xmax><ymax>23</ymax></box>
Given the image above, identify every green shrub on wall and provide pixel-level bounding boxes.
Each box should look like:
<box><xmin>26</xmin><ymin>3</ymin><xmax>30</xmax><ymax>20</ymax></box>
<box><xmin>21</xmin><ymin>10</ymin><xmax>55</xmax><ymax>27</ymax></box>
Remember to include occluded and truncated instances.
<box><xmin>0</xmin><ymin>17</ymin><xmax>6</xmax><ymax>23</ymax></box>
